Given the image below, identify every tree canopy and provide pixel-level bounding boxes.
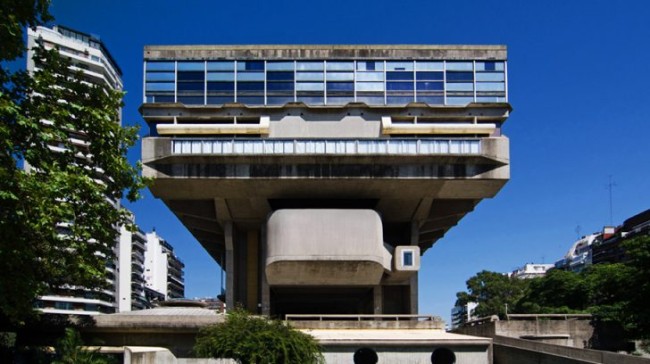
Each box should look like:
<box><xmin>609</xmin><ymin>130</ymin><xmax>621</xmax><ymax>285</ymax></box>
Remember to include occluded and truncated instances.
<box><xmin>0</xmin><ymin>0</ymin><xmax>146</xmax><ymax>323</ymax></box>
<box><xmin>455</xmin><ymin>234</ymin><xmax>650</xmax><ymax>341</ymax></box>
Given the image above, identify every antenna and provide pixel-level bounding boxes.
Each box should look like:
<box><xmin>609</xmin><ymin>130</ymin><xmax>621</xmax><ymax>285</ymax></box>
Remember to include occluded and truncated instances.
<box><xmin>606</xmin><ymin>175</ymin><xmax>617</xmax><ymax>226</ymax></box>
<box><xmin>575</xmin><ymin>225</ymin><xmax>582</xmax><ymax>239</ymax></box>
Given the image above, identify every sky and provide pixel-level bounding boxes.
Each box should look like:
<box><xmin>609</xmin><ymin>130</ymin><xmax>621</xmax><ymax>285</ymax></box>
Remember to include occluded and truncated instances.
<box><xmin>46</xmin><ymin>0</ymin><xmax>650</xmax><ymax>323</ymax></box>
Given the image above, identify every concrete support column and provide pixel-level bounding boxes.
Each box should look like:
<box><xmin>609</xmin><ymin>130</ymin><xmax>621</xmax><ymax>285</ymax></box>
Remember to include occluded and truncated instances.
<box><xmin>246</xmin><ymin>230</ymin><xmax>259</xmax><ymax>312</ymax></box>
<box><xmin>409</xmin><ymin>221</ymin><xmax>419</xmax><ymax>314</ymax></box>
<box><xmin>373</xmin><ymin>285</ymin><xmax>383</xmax><ymax>315</ymax></box>
<box><xmin>225</xmin><ymin>222</ymin><xmax>234</xmax><ymax>312</ymax></box>
<box><xmin>260</xmin><ymin>224</ymin><xmax>271</xmax><ymax>315</ymax></box>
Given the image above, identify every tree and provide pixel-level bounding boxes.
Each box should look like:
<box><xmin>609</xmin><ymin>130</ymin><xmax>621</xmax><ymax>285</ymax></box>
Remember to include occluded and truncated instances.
<box><xmin>194</xmin><ymin>310</ymin><xmax>324</xmax><ymax>364</ymax></box>
<box><xmin>455</xmin><ymin>270</ymin><xmax>530</xmax><ymax>319</ymax></box>
<box><xmin>622</xmin><ymin>235</ymin><xmax>650</xmax><ymax>338</ymax></box>
<box><xmin>53</xmin><ymin>328</ymin><xmax>116</xmax><ymax>364</ymax></box>
<box><xmin>0</xmin><ymin>0</ymin><xmax>146</xmax><ymax>323</ymax></box>
<box><xmin>517</xmin><ymin>269</ymin><xmax>589</xmax><ymax>314</ymax></box>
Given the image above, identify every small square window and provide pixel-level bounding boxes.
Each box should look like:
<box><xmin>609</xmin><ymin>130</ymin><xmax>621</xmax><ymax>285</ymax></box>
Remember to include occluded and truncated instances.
<box><xmin>403</xmin><ymin>250</ymin><xmax>414</xmax><ymax>267</ymax></box>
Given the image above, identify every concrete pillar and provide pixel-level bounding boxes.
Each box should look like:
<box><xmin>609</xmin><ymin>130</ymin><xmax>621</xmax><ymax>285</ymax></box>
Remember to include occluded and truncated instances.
<box><xmin>260</xmin><ymin>224</ymin><xmax>270</xmax><ymax>315</ymax></box>
<box><xmin>373</xmin><ymin>285</ymin><xmax>383</xmax><ymax>315</ymax></box>
<box><xmin>225</xmin><ymin>222</ymin><xmax>234</xmax><ymax>311</ymax></box>
<box><xmin>246</xmin><ymin>230</ymin><xmax>259</xmax><ymax>312</ymax></box>
<box><xmin>410</xmin><ymin>221</ymin><xmax>419</xmax><ymax>314</ymax></box>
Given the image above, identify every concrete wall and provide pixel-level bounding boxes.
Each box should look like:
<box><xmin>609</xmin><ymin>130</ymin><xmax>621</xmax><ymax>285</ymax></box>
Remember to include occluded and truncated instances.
<box><xmin>455</xmin><ymin>318</ymin><xmax>593</xmax><ymax>348</ymax></box>
<box><xmin>123</xmin><ymin>347</ymin><xmax>236</xmax><ymax>364</ymax></box>
<box><xmin>323</xmin><ymin>345</ymin><xmax>489</xmax><ymax>364</ymax></box>
<box><xmin>493</xmin><ymin>336</ymin><xmax>650</xmax><ymax>364</ymax></box>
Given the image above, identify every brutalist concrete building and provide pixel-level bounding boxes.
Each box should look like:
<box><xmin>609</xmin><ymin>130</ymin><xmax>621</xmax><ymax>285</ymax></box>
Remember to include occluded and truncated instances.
<box><xmin>140</xmin><ymin>45</ymin><xmax>510</xmax><ymax>319</ymax></box>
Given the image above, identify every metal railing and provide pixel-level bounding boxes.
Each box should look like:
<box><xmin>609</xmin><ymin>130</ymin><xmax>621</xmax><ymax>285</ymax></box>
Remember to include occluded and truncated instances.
<box><xmin>285</xmin><ymin>314</ymin><xmax>439</xmax><ymax>322</ymax></box>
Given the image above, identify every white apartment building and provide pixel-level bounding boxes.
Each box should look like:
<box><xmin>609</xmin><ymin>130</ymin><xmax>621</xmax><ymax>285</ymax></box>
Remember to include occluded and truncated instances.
<box><xmin>144</xmin><ymin>231</ymin><xmax>185</xmax><ymax>300</ymax></box>
<box><xmin>510</xmin><ymin>263</ymin><xmax>555</xmax><ymax>279</ymax></box>
<box><xmin>27</xmin><ymin>25</ymin><xmax>124</xmax><ymax>315</ymax></box>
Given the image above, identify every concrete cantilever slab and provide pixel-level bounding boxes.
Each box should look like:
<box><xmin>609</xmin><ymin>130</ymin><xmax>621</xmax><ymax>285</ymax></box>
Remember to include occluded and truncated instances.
<box><xmin>266</xmin><ymin>209</ymin><xmax>391</xmax><ymax>286</ymax></box>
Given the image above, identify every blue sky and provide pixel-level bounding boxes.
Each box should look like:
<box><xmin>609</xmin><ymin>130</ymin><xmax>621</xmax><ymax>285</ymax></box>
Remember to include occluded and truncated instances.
<box><xmin>47</xmin><ymin>0</ymin><xmax>650</xmax><ymax>322</ymax></box>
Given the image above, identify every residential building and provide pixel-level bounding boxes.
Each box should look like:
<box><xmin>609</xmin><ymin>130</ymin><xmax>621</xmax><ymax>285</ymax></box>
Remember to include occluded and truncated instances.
<box><xmin>451</xmin><ymin>301</ymin><xmax>478</xmax><ymax>329</ymax></box>
<box><xmin>117</xmin><ymin>224</ymin><xmax>149</xmax><ymax>312</ymax></box>
<box><xmin>27</xmin><ymin>25</ymin><xmax>123</xmax><ymax>315</ymax></box>
<box><xmin>592</xmin><ymin>209</ymin><xmax>650</xmax><ymax>265</ymax></box>
<box><xmin>510</xmin><ymin>263</ymin><xmax>554</xmax><ymax>279</ymax></box>
<box><xmin>554</xmin><ymin>233</ymin><xmax>601</xmax><ymax>272</ymax></box>
<box><xmin>140</xmin><ymin>45</ymin><xmax>511</xmax><ymax>317</ymax></box>
<box><xmin>144</xmin><ymin>231</ymin><xmax>185</xmax><ymax>299</ymax></box>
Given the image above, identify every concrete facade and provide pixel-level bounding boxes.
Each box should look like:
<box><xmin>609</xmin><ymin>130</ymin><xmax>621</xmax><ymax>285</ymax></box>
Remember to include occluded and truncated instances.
<box><xmin>141</xmin><ymin>44</ymin><xmax>511</xmax><ymax>317</ymax></box>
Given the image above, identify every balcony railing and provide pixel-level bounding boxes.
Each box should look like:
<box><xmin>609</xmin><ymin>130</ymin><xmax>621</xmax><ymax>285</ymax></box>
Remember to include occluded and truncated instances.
<box><xmin>172</xmin><ymin>138</ymin><xmax>481</xmax><ymax>156</ymax></box>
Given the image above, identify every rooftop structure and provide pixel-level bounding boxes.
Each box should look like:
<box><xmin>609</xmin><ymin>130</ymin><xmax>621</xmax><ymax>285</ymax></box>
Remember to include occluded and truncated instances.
<box><xmin>141</xmin><ymin>44</ymin><xmax>511</xmax><ymax>317</ymax></box>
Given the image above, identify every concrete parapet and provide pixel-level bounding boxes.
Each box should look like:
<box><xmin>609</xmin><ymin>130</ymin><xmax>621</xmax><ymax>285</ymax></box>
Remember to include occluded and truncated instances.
<box><xmin>493</xmin><ymin>336</ymin><xmax>650</xmax><ymax>364</ymax></box>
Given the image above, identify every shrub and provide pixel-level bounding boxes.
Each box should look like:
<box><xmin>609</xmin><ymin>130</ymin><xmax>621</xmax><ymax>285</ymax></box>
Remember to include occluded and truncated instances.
<box><xmin>194</xmin><ymin>310</ymin><xmax>323</xmax><ymax>364</ymax></box>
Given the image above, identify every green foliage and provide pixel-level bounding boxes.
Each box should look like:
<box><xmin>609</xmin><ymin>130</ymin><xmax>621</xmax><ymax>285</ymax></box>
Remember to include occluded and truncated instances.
<box><xmin>516</xmin><ymin>269</ymin><xmax>589</xmax><ymax>314</ymax></box>
<box><xmin>455</xmin><ymin>270</ymin><xmax>530</xmax><ymax>319</ymax></box>
<box><xmin>0</xmin><ymin>0</ymin><xmax>146</xmax><ymax>323</ymax></box>
<box><xmin>0</xmin><ymin>0</ymin><xmax>52</xmax><ymax>63</ymax></box>
<box><xmin>194</xmin><ymin>310</ymin><xmax>324</xmax><ymax>364</ymax></box>
<box><xmin>456</xmin><ymin>234</ymin><xmax>650</xmax><ymax>341</ymax></box>
<box><xmin>53</xmin><ymin>328</ymin><xmax>116</xmax><ymax>364</ymax></box>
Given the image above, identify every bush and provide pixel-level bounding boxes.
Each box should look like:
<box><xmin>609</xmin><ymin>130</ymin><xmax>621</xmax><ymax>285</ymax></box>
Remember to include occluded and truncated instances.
<box><xmin>194</xmin><ymin>310</ymin><xmax>323</xmax><ymax>364</ymax></box>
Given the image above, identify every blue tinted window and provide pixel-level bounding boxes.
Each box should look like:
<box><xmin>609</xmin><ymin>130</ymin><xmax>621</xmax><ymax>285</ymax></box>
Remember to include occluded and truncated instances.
<box><xmin>476</xmin><ymin>72</ymin><xmax>504</xmax><ymax>82</ymax></box>
<box><xmin>207</xmin><ymin>82</ymin><xmax>234</xmax><ymax>91</ymax></box>
<box><xmin>238</xmin><ymin>61</ymin><xmax>264</xmax><ymax>71</ymax></box>
<box><xmin>177</xmin><ymin>71</ymin><xmax>204</xmax><ymax>81</ymax></box>
<box><xmin>446</xmin><ymin>62</ymin><xmax>473</xmax><ymax>71</ymax></box>
<box><xmin>237</xmin><ymin>72</ymin><xmax>264</xmax><ymax>81</ymax></box>
<box><xmin>415</xmin><ymin>61</ymin><xmax>443</xmax><ymax>71</ymax></box>
<box><xmin>387</xmin><ymin>96</ymin><xmax>414</xmax><ymax>104</ymax></box>
<box><xmin>326</xmin><ymin>61</ymin><xmax>354</xmax><ymax>71</ymax></box>
<box><xmin>297</xmin><ymin>62</ymin><xmax>324</xmax><ymax>71</ymax></box>
<box><xmin>403</xmin><ymin>251</ymin><xmax>413</xmax><ymax>266</ymax></box>
<box><xmin>386</xmin><ymin>61</ymin><xmax>414</xmax><ymax>71</ymax></box>
<box><xmin>446</xmin><ymin>72</ymin><xmax>473</xmax><ymax>81</ymax></box>
<box><xmin>417</xmin><ymin>96</ymin><xmax>444</xmax><ymax>105</ymax></box>
<box><xmin>327</xmin><ymin>82</ymin><xmax>354</xmax><ymax>91</ymax></box>
<box><xmin>266</xmin><ymin>62</ymin><xmax>294</xmax><ymax>71</ymax></box>
<box><xmin>207</xmin><ymin>96</ymin><xmax>234</xmax><ymax>104</ymax></box>
<box><xmin>178</xmin><ymin>96</ymin><xmax>204</xmax><ymax>105</ymax></box>
<box><xmin>387</xmin><ymin>82</ymin><xmax>414</xmax><ymax>91</ymax></box>
<box><xmin>296</xmin><ymin>72</ymin><xmax>324</xmax><ymax>81</ymax></box>
<box><xmin>146</xmin><ymin>72</ymin><xmax>175</xmax><ymax>81</ymax></box>
<box><xmin>416</xmin><ymin>72</ymin><xmax>443</xmax><ymax>81</ymax></box>
<box><xmin>145</xmin><ymin>82</ymin><xmax>174</xmax><ymax>92</ymax></box>
<box><xmin>267</xmin><ymin>96</ymin><xmax>294</xmax><ymax>104</ymax></box>
<box><xmin>207</xmin><ymin>61</ymin><xmax>235</xmax><ymax>71</ymax></box>
<box><xmin>267</xmin><ymin>72</ymin><xmax>294</xmax><ymax>81</ymax></box>
<box><xmin>296</xmin><ymin>82</ymin><xmax>324</xmax><ymax>91</ymax></box>
<box><xmin>237</xmin><ymin>96</ymin><xmax>264</xmax><ymax>104</ymax></box>
<box><xmin>177</xmin><ymin>62</ymin><xmax>204</xmax><ymax>71</ymax></box>
<box><xmin>267</xmin><ymin>82</ymin><xmax>294</xmax><ymax>91</ymax></box>
<box><xmin>146</xmin><ymin>61</ymin><xmax>175</xmax><ymax>71</ymax></box>
<box><xmin>386</xmin><ymin>72</ymin><xmax>414</xmax><ymax>81</ymax></box>
<box><xmin>237</xmin><ymin>82</ymin><xmax>264</xmax><ymax>91</ymax></box>
<box><xmin>177</xmin><ymin>82</ymin><xmax>204</xmax><ymax>91</ymax></box>
<box><xmin>207</xmin><ymin>72</ymin><xmax>235</xmax><ymax>81</ymax></box>
<box><xmin>150</xmin><ymin>95</ymin><xmax>174</xmax><ymax>103</ymax></box>
<box><xmin>417</xmin><ymin>82</ymin><xmax>443</xmax><ymax>91</ymax></box>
